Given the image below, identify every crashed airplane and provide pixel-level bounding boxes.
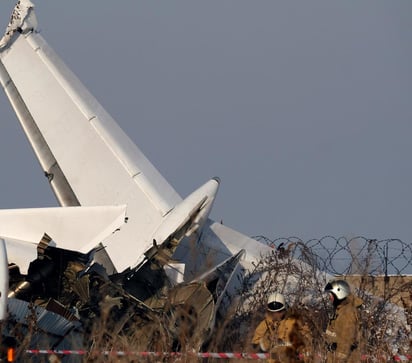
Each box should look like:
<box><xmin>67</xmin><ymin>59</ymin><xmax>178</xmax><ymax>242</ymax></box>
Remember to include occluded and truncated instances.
<box><xmin>0</xmin><ymin>0</ymin><xmax>276</xmax><ymax>351</ymax></box>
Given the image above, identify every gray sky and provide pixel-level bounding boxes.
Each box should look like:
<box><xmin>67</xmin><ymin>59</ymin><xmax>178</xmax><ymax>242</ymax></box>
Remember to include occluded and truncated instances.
<box><xmin>0</xmin><ymin>1</ymin><xmax>411</xmax><ymax>245</ymax></box>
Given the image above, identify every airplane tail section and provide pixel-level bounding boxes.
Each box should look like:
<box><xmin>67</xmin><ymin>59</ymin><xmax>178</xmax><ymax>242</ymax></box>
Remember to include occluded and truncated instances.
<box><xmin>0</xmin><ymin>6</ymin><xmax>180</xmax><ymax>212</ymax></box>
<box><xmin>0</xmin><ymin>1</ymin><xmax>274</xmax><ymax>276</ymax></box>
<box><xmin>0</xmin><ymin>1</ymin><xmax>184</xmax><ymax>271</ymax></box>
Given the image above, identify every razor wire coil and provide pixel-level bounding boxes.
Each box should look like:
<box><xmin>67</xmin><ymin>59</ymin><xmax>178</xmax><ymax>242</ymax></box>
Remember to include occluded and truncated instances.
<box><xmin>252</xmin><ymin>235</ymin><xmax>412</xmax><ymax>276</ymax></box>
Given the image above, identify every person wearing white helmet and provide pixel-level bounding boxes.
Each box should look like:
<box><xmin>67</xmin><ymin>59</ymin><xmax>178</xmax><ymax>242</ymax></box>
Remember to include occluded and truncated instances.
<box><xmin>324</xmin><ymin>279</ymin><xmax>363</xmax><ymax>363</ymax></box>
<box><xmin>251</xmin><ymin>292</ymin><xmax>312</xmax><ymax>363</ymax></box>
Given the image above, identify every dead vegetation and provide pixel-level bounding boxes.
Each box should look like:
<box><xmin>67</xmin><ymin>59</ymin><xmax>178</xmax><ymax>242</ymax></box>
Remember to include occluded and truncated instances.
<box><xmin>1</xmin><ymin>236</ymin><xmax>411</xmax><ymax>362</ymax></box>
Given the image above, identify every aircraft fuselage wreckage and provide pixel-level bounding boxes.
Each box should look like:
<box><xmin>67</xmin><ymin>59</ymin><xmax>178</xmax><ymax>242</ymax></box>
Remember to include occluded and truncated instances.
<box><xmin>0</xmin><ymin>0</ymin><xmax>275</xmax><ymax>353</ymax></box>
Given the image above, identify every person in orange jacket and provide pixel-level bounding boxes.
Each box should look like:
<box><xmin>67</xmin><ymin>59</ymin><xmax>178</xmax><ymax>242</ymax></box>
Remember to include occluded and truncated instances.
<box><xmin>324</xmin><ymin>279</ymin><xmax>363</xmax><ymax>363</ymax></box>
<box><xmin>252</xmin><ymin>292</ymin><xmax>312</xmax><ymax>363</ymax></box>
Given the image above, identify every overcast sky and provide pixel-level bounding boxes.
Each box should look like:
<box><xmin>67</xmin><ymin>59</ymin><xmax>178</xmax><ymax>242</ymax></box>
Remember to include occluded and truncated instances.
<box><xmin>0</xmin><ymin>1</ymin><xmax>411</xmax><ymax>247</ymax></box>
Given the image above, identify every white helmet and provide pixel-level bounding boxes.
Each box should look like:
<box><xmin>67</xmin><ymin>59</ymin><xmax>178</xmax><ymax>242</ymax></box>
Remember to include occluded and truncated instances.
<box><xmin>325</xmin><ymin>279</ymin><xmax>351</xmax><ymax>300</ymax></box>
<box><xmin>267</xmin><ymin>292</ymin><xmax>286</xmax><ymax>312</ymax></box>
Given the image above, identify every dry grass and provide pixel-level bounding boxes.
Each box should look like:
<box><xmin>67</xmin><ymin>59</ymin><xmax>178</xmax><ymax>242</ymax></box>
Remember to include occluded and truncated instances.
<box><xmin>1</xmin><ymin>240</ymin><xmax>411</xmax><ymax>362</ymax></box>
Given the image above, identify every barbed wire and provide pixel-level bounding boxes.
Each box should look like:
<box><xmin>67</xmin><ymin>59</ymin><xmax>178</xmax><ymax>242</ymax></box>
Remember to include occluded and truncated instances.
<box><xmin>252</xmin><ymin>235</ymin><xmax>412</xmax><ymax>275</ymax></box>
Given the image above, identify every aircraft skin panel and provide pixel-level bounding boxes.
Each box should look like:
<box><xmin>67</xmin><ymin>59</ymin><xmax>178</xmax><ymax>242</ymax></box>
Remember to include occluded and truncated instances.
<box><xmin>0</xmin><ymin>60</ymin><xmax>80</xmax><ymax>206</ymax></box>
<box><xmin>207</xmin><ymin>221</ymin><xmax>273</xmax><ymax>260</ymax></box>
<box><xmin>3</xmin><ymin>237</ymin><xmax>37</xmax><ymax>275</ymax></box>
<box><xmin>175</xmin><ymin>219</ymin><xmax>273</xmax><ymax>280</ymax></box>
<box><xmin>0</xmin><ymin>31</ymin><xmax>181</xmax><ymax>215</ymax></box>
<box><xmin>0</xmin><ymin>205</ymin><xmax>127</xmax><ymax>254</ymax></box>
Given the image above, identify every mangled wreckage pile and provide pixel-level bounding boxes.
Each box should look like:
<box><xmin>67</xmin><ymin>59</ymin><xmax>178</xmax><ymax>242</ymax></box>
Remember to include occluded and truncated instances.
<box><xmin>2</xmin><ymin>232</ymin><xmax>245</xmax><ymax>353</ymax></box>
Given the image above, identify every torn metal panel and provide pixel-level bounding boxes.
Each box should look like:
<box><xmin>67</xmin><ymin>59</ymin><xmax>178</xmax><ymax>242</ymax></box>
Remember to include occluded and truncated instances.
<box><xmin>7</xmin><ymin>298</ymin><xmax>80</xmax><ymax>336</ymax></box>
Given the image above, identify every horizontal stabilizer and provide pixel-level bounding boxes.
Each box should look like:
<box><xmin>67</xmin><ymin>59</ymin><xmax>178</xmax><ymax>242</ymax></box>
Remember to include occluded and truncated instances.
<box><xmin>0</xmin><ymin>205</ymin><xmax>127</xmax><ymax>261</ymax></box>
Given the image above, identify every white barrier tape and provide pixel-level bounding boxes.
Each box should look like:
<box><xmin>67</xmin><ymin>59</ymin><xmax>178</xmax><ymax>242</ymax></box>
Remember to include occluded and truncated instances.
<box><xmin>25</xmin><ymin>350</ymin><xmax>268</xmax><ymax>359</ymax></box>
<box><xmin>24</xmin><ymin>350</ymin><xmax>412</xmax><ymax>361</ymax></box>
<box><xmin>394</xmin><ymin>356</ymin><xmax>412</xmax><ymax>362</ymax></box>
